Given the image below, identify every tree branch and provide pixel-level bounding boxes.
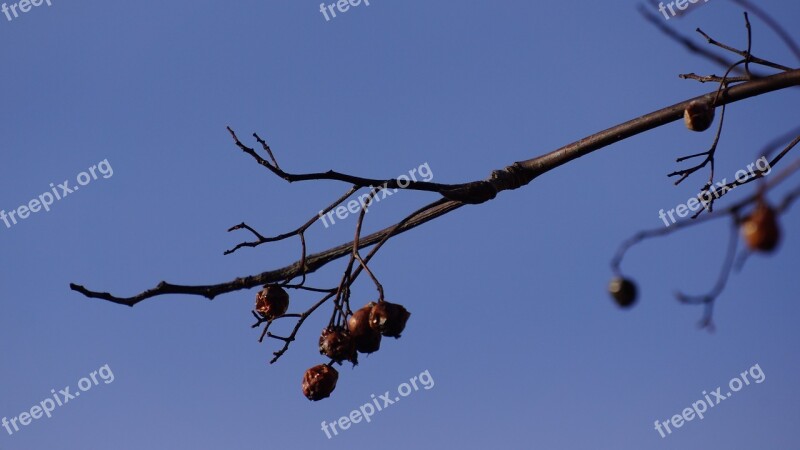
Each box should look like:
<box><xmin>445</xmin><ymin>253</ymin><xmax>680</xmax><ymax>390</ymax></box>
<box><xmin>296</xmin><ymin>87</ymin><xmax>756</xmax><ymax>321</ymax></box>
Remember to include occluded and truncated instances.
<box><xmin>70</xmin><ymin>69</ymin><xmax>800</xmax><ymax>307</ymax></box>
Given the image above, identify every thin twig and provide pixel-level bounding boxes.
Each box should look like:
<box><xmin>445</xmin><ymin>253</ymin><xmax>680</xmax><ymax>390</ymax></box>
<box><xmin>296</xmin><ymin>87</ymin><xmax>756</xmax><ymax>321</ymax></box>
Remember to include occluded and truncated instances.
<box><xmin>696</xmin><ymin>26</ymin><xmax>794</xmax><ymax>72</ymax></box>
<box><xmin>227</xmin><ymin>127</ymin><xmax>452</xmax><ymax>194</ymax></box>
<box><xmin>224</xmin><ymin>185</ymin><xmax>359</xmax><ymax>255</ymax></box>
<box><xmin>729</xmin><ymin>0</ymin><xmax>800</xmax><ymax>63</ymax></box>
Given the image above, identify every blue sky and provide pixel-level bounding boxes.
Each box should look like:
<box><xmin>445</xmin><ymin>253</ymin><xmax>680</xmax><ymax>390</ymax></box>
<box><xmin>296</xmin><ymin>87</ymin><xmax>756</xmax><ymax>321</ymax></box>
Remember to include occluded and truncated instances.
<box><xmin>1</xmin><ymin>1</ymin><xmax>799</xmax><ymax>448</ymax></box>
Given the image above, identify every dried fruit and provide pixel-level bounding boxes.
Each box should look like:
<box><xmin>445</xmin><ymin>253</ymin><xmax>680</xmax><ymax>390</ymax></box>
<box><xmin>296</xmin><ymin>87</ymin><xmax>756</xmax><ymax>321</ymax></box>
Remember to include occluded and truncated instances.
<box><xmin>741</xmin><ymin>201</ymin><xmax>780</xmax><ymax>253</ymax></box>
<box><xmin>255</xmin><ymin>285</ymin><xmax>289</xmax><ymax>320</ymax></box>
<box><xmin>319</xmin><ymin>327</ymin><xmax>358</xmax><ymax>365</ymax></box>
<box><xmin>608</xmin><ymin>277</ymin><xmax>637</xmax><ymax>308</ymax></box>
<box><xmin>302</xmin><ymin>364</ymin><xmax>338</xmax><ymax>401</ymax></box>
<box><xmin>369</xmin><ymin>300</ymin><xmax>411</xmax><ymax>338</ymax></box>
<box><xmin>348</xmin><ymin>303</ymin><xmax>382</xmax><ymax>354</ymax></box>
<box><xmin>683</xmin><ymin>100</ymin><xmax>715</xmax><ymax>132</ymax></box>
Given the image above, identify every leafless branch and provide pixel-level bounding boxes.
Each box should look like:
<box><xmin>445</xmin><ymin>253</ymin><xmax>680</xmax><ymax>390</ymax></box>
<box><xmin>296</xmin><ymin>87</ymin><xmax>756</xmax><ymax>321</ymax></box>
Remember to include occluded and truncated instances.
<box><xmin>70</xmin><ymin>68</ymin><xmax>800</xmax><ymax>307</ymax></box>
<box><xmin>729</xmin><ymin>0</ymin><xmax>800</xmax><ymax>63</ymax></box>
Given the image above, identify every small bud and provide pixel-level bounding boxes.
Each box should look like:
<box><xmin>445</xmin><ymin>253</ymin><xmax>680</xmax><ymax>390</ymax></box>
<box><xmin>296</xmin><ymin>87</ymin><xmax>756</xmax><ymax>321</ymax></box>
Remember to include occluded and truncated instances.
<box><xmin>741</xmin><ymin>201</ymin><xmax>780</xmax><ymax>253</ymax></box>
<box><xmin>302</xmin><ymin>364</ymin><xmax>338</xmax><ymax>401</ymax></box>
<box><xmin>684</xmin><ymin>100</ymin><xmax>715</xmax><ymax>132</ymax></box>
<box><xmin>319</xmin><ymin>327</ymin><xmax>358</xmax><ymax>365</ymax></box>
<box><xmin>369</xmin><ymin>300</ymin><xmax>411</xmax><ymax>338</ymax></box>
<box><xmin>348</xmin><ymin>303</ymin><xmax>382</xmax><ymax>354</ymax></box>
<box><xmin>255</xmin><ymin>285</ymin><xmax>289</xmax><ymax>320</ymax></box>
<box><xmin>608</xmin><ymin>277</ymin><xmax>637</xmax><ymax>308</ymax></box>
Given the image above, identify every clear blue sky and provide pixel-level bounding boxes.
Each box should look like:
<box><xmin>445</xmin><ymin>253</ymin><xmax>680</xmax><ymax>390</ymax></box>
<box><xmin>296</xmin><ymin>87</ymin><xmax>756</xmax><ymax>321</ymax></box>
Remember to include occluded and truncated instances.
<box><xmin>1</xmin><ymin>1</ymin><xmax>799</xmax><ymax>448</ymax></box>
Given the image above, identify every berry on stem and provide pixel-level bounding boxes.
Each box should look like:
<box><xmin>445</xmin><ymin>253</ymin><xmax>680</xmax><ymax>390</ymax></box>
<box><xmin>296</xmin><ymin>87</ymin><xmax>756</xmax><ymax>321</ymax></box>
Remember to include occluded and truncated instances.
<box><xmin>608</xmin><ymin>277</ymin><xmax>637</xmax><ymax>308</ymax></box>
<box><xmin>319</xmin><ymin>327</ymin><xmax>358</xmax><ymax>365</ymax></box>
<box><xmin>683</xmin><ymin>100</ymin><xmax>715</xmax><ymax>132</ymax></box>
<box><xmin>348</xmin><ymin>303</ymin><xmax>382</xmax><ymax>354</ymax></box>
<box><xmin>302</xmin><ymin>364</ymin><xmax>338</xmax><ymax>401</ymax></box>
<box><xmin>369</xmin><ymin>300</ymin><xmax>411</xmax><ymax>338</ymax></box>
<box><xmin>741</xmin><ymin>200</ymin><xmax>781</xmax><ymax>253</ymax></box>
<box><xmin>255</xmin><ymin>285</ymin><xmax>290</xmax><ymax>320</ymax></box>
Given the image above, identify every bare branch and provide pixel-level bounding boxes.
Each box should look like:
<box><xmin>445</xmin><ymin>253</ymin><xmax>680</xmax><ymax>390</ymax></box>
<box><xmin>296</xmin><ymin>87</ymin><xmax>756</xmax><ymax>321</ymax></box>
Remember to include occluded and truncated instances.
<box><xmin>224</xmin><ymin>185</ymin><xmax>359</xmax><ymax>255</ymax></box>
<box><xmin>226</xmin><ymin>126</ymin><xmax>453</xmax><ymax>194</ymax></box>
<box><xmin>696</xmin><ymin>24</ymin><xmax>794</xmax><ymax>72</ymax></box>
<box><xmin>637</xmin><ymin>4</ymin><xmax>739</xmax><ymax>72</ymax></box>
<box><xmin>70</xmin><ymin>69</ymin><xmax>800</xmax><ymax>307</ymax></box>
<box><xmin>729</xmin><ymin>0</ymin><xmax>800</xmax><ymax>63</ymax></box>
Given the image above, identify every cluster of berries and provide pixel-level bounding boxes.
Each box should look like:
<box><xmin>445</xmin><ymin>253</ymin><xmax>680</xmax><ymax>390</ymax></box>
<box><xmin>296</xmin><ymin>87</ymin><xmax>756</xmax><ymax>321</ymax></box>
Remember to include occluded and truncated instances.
<box><xmin>608</xmin><ymin>99</ymin><xmax>782</xmax><ymax>309</ymax></box>
<box><xmin>254</xmin><ymin>286</ymin><xmax>410</xmax><ymax>401</ymax></box>
<box><xmin>608</xmin><ymin>197</ymin><xmax>781</xmax><ymax>308</ymax></box>
<box><xmin>685</xmin><ymin>99</ymin><xmax>782</xmax><ymax>257</ymax></box>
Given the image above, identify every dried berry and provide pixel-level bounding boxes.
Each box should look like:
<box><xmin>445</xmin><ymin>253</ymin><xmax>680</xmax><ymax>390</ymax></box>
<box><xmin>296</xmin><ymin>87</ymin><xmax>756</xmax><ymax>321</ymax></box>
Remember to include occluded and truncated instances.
<box><xmin>302</xmin><ymin>364</ymin><xmax>338</xmax><ymax>401</ymax></box>
<box><xmin>608</xmin><ymin>277</ymin><xmax>637</xmax><ymax>308</ymax></box>
<box><xmin>255</xmin><ymin>285</ymin><xmax>289</xmax><ymax>320</ymax></box>
<box><xmin>319</xmin><ymin>327</ymin><xmax>358</xmax><ymax>365</ymax></box>
<box><xmin>369</xmin><ymin>300</ymin><xmax>411</xmax><ymax>338</ymax></box>
<box><xmin>683</xmin><ymin>100</ymin><xmax>715</xmax><ymax>132</ymax></box>
<box><xmin>348</xmin><ymin>303</ymin><xmax>382</xmax><ymax>354</ymax></box>
<box><xmin>741</xmin><ymin>201</ymin><xmax>780</xmax><ymax>253</ymax></box>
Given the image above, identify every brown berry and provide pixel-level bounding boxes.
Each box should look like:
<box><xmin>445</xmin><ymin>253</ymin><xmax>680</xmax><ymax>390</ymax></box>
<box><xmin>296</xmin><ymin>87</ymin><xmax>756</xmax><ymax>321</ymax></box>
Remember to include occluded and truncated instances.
<box><xmin>302</xmin><ymin>364</ymin><xmax>338</xmax><ymax>401</ymax></box>
<box><xmin>348</xmin><ymin>304</ymin><xmax>382</xmax><ymax>354</ymax></box>
<box><xmin>741</xmin><ymin>201</ymin><xmax>780</xmax><ymax>253</ymax></box>
<box><xmin>369</xmin><ymin>300</ymin><xmax>411</xmax><ymax>338</ymax></box>
<box><xmin>608</xmin><ymin>277</ymin><xmax>637</xmax><ymax>308</ymax></box>
<box><xmin>684</xmin><ymin>100</ymin><xmax>715</xmax><ymax>132</ymax></box>
<box><xmin>319</xmin><ymin>327</ymin><xmax>358</xmax><ymax>365</ymax></box>
<box><xmin>255</xmin><ymin>285</ymin><xmax>289</xmax><ymax>320</ymax></box>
